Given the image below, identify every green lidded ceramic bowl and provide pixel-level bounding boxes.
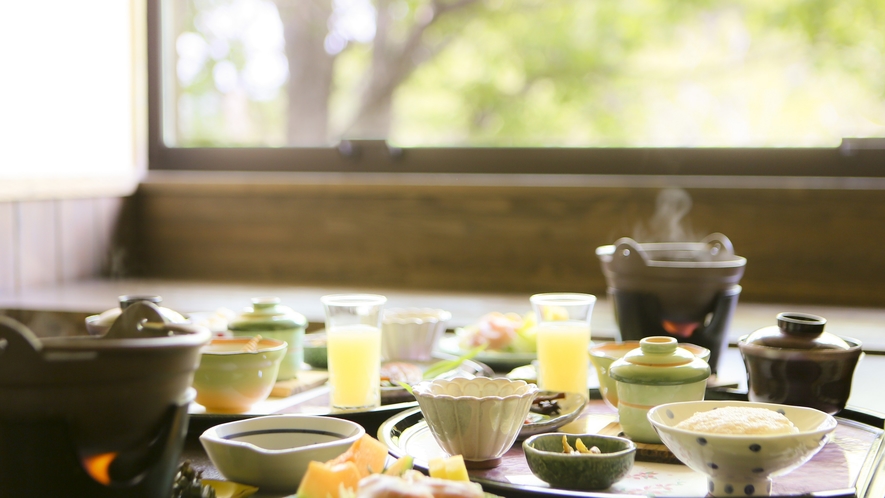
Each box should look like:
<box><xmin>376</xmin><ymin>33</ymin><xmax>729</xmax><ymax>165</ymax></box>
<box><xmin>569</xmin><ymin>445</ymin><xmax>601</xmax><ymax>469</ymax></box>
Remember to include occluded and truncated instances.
<box><xmin>523</xmin><ymin>433</ymin><xmax>635</xmax><ymax>490</ymax></box>
<box><xmin>228</xmin><ymin>297</ymin><xmax>307</xmax><ymax>381</ymax></box>
<box><xmin>590</xmin><ymin>340</ymin><xmax>710</xmax><ymax>411</ymax></box>
<box><xmin>609</xmin><ymin>336</ymin><xmax>710</xmax><ymax>444</ymax></box>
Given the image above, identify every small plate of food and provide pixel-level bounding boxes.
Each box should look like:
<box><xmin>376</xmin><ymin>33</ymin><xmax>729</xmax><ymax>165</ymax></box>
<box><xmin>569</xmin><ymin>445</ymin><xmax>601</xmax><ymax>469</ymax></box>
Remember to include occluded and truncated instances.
<box><xmin>380</xmin><ymin>353</ymin><xmax>495</xmax><ymax>404</ymax></box>
<box><xmin>436</xmin><ymin>312</ymin><xmax>538</xmax><ymax>372</ymax></box>
<box><xmin>519</xmin><ymin>391</ymin><xmax>589</xmax><ymax>440</ymax></box>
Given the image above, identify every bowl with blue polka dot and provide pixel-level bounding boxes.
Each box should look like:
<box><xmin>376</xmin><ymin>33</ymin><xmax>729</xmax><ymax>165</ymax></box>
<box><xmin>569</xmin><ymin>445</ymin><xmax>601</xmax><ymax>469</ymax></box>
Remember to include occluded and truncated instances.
<box><xmin>647</xmin><ymin>400</ymin><xmax>837</xmax><ymax>497</ymax></box>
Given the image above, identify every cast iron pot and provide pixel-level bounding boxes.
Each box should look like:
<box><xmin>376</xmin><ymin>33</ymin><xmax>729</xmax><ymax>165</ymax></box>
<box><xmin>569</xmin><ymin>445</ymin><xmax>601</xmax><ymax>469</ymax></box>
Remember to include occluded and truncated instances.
<box><xmin>0</xmin><ymin>301</ymin><xmax>210</xmax><ymax>460</ymax></box>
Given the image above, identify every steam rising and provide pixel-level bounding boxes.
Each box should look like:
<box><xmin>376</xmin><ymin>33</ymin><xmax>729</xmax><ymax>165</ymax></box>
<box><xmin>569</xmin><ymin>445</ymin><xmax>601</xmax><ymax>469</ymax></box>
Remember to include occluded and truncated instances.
<box><xmin>634</xmin><ymin>188</ymin><xmax>696</xmax><ymax>242</ymax></box>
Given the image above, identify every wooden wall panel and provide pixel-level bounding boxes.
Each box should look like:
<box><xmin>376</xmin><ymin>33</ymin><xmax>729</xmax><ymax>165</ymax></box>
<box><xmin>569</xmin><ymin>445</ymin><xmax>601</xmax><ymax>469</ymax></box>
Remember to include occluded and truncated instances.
<box><xmin>0</xmin><ymin>197</ymin><xmax>124</xmax><ymax>297</ymax></box>
<box><xmin>58</xmin><ymin>198</ymin><xmax>97</xmax><ymax>281</ymax></box>
<box><xmin>130</xmin><ymin>180</ymin><xmax>885</xmax><ymax>307</ymax></box>
<box><xmin>95</xmin><ymin>197</ymin><xmax>124</xmax><ymax>277</ymax></box>
<box><xmin>18</xmin><ymin>201</ymin><xmax>58</xmax><ymax>289</ymax></box>
<box><xmin>0</xmin><ymin>203</ymin><xmax>16</xmax><ymax>295</ymax></box>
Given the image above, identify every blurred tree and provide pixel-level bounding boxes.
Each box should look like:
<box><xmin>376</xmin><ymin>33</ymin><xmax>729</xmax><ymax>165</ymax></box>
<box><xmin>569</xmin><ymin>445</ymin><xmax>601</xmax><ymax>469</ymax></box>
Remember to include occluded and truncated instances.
<box><xmin>173</xmin><ymin>0</ymin><xmax>885</xmax><ymax>147</ymax></box>
<box><xmin>274</xmin><ymin>0</ymin><xmax>483</xmax><ymax>143</ymax></box>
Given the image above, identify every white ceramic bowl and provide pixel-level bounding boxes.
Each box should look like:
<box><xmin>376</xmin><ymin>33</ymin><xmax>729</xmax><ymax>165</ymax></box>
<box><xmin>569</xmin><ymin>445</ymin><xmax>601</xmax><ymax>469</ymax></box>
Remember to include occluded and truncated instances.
<box><xmin>381</xmin><ymin>308</ymin><xmax>451</xmax><ymax>361</ymax></box>
<box><xmin>200</xmin><ymin>414</ymin><xmax>365</xmax><ymax>493</ymax></box>
<box><xmin>412</xmin><ymin>377</ymin><xmax>539</xmax><ymax>469</ymax></box>
<box><xmin>647</xmin><ymin>400</ymin><xmax>837</xmax><ymax>497</ymax></box>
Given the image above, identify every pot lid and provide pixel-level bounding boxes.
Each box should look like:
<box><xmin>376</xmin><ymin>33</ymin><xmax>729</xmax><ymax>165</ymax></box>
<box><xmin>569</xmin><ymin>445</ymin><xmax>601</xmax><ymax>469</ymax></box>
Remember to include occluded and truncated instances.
<box><xmin>228</xmin><ymin>297</ymin><xmax>307</xmax><ymax>332</ymax></box>
<box><xmin>93</xmin><ymin>295</ymin><xmax>187</xmax><ymax>327</ymax></box>
<box><xmin>741</xmin><ymin>312</ymin><xmax>851</xmax><ymax>350</ymax></box>
<box><xmin>609</xmin><ymin>336</ymin><xmax>711</xmax><ymax>385</ymax></box>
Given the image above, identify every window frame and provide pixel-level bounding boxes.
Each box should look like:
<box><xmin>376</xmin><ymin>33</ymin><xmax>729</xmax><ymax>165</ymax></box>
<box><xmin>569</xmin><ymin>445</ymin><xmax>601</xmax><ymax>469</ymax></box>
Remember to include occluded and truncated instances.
<box><xmin>146</xmin><ymin>0</ymin><xmax>885</xmax><ymax>178</ymax></box>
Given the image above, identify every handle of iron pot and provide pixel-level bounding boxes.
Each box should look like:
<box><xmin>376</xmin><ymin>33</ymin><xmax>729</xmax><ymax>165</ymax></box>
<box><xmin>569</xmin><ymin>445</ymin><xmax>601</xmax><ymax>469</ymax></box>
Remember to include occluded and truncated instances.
<box><xmin>0</xmin><ymin>316</ymin><xmax>45</xmax><ymax>375</ymax></box>
<box><xmin>701</xmin><ymin>233</ymin><xmax>735</xmax><ymax>260</ymax></box>
<box><xmin>609</xmin><ymin>237</ymin><xmax>651</xmax><ymax>272</ymax></box>
<box><xmin>105</xmin><ymin>300</ymin><xmax>167</xmax><ymax>339</ymax></box>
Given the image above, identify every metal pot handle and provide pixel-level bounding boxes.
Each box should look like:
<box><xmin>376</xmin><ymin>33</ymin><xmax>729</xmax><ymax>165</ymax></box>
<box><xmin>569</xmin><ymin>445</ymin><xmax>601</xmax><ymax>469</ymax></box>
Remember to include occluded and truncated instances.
<box><xmin>609</xmin><ymin>237</ymin><xmax>651</xmax><ymax>272</ymax></box>
<box><xmin>701</xmin><ymin>233</ymin><xmax>736</xmax><ymax>260</ymax></box>
<box><xmin>0</xmin><ymin>316</ymin><xmax>44</xmax><ymax>373</ymax></box>
<box><xmin>104</xmin><ymin>301</ymin><xmax>168</xmax><ymax>339</ymax></box>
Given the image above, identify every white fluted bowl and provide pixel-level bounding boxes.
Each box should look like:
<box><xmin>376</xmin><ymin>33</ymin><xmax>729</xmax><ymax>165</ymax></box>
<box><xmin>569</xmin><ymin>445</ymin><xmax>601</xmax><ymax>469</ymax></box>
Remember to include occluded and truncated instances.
<box><xmin>381</xmin><ymin>308</ymin><xmax>451</xmax><ymax>361</ymax></box>
<box><xmin>412</xmin><ymin>377</ymin><xmax>539</xmax><ymax>469</ymax></box>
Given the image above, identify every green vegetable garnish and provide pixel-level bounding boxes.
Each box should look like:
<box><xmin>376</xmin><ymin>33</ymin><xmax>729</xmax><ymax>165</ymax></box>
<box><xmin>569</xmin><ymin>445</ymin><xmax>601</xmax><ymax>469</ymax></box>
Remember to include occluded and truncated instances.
<box><xmin>421</xmin><ymin>344</ymin><xmax>487</xmax><ymax>380</ymax></box>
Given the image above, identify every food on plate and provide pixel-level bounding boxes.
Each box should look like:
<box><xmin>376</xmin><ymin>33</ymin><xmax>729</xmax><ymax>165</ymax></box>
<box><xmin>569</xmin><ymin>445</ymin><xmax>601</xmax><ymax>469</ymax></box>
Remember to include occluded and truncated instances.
<box><xmin>530</xmin><ymin>392</ymin><xmax>564</xmax><ymax>415</ymax></box>
<box><xmin>326</xmin><ymin>434</ymin><xmax>390</xmax><ymax>478</ymax></box>
<box><xmin>506</xmin><ymin>364</ymin><xmax>537</xmax><ymax>383</ymax></box>
<box><xmin>172</xmin><ymin>460</ymin><xmax>217</xmax><ymax>498</ymax></box>
<box><xmin>561</xmin><ymin>435</ymin><xmax>601</xmax><ymax>454</ymax></box>
<box><xmin>428</xmin><ymin>455</ymin><xmax>469</xmax><ymax>481</ymax></box>
<box><xmin>456</xmin><ymin>311</ymin><xmax>538</xmax><ymax>353</ymax></box>
<box><xmin>296</xmin><ymin>434</ymin><xmax>478</xmax><ymax>498</ymax></box>
<box><xmin>380</xmin><ymin>362</ymin><xmax>424</xmax><ymax>387</ymax></box>
<box><xmin>382</xmin><ymin>456</ymin><xmax>414</xmax><ymax>477</ymax></box>
<box><xmin>298</xmin><ymin>460</ymin><xmax>362</xmax><ymax>498</ymax></box>
<box><xmin>356</xmin><ymin>472</ymin><xmax>483</xmax><ymax>498</ymax></box>
<box><xmin>675</xmin><ymin>406</ymin><xmax>799</xmax><ymax>435</ymax></box>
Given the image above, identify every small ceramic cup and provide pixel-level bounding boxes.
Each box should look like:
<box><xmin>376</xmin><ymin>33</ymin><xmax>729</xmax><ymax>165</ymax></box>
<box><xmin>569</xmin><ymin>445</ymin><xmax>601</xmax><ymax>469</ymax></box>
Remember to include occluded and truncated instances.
<box><xmin>381</xmin><ymin>308</ymin><xmax>451</xmax><ymax>362</ymax></box>
<box><xmin>609</xmin><ymin>336</ymin><xmax>710</xmax><ymax>444</ymax></box>
<box><xmin>412</xmin><ymin>377</ymin><xmax>538</xmax><ymax>469</ymax></box>
<box><xmin>590</xmin><ymin>341</ymin><xmax>710</xmax><ymax>411</ymax></box>
<box><xmin>192</xmin><ymin>337</ymin><xmax>287</xmax><ymax>413</ymax></box>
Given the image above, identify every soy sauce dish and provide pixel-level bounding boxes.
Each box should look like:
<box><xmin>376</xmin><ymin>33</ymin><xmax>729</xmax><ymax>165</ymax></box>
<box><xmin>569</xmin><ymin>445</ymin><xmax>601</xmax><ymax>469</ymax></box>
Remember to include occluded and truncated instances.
<box><xmin>200</xmin><ymin>415</ymin><xmax>365</xmax><ymax>494</ymax></box>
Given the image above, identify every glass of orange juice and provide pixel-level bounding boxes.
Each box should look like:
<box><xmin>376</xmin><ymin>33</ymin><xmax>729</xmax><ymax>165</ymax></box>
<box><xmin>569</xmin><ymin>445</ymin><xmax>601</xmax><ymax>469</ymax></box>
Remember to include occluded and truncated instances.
<box><xmin>321</xmin><ymin>294</ymin><xmax>387</xmax><ymax>411</ymax></box>
<box><xmin>530</xmin><ymin>293</ymin><xmax>597</xmax><ymax>397</ymax></box>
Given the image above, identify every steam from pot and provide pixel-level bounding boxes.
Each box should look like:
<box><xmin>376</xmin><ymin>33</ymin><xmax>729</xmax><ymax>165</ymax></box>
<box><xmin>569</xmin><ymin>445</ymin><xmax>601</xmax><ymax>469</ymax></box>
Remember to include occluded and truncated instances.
<box><xmin>633</xmin><ymin>188</ymin><xmax>696</xmax><ymax>244</ymax></box>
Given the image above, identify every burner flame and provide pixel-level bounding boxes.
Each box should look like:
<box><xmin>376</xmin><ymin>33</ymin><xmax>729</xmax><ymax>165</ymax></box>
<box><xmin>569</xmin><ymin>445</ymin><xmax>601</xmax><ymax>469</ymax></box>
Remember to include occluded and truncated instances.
<box><xmin>82</xmin><ymin>452</ymin><xmax>117</xmax><ymax>485</ymax></box>
<box><xmin>662</xmin><ymin>320</ymin><xmax>700</xmax><ymax>338</ymax></box>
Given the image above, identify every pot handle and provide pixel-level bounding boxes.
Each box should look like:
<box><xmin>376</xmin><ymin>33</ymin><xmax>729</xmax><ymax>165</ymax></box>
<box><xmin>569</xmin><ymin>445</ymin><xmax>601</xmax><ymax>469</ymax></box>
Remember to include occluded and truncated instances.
<box><xmin>0</xmin><ymin>316</ymin><xmax>45</xmax><ymax>373</ymax></box>
<box><xmin>701</xmin><ymin>233</ymin><xmax>736</xmax><ymax>260</ymax></box>
<box><xmin>609</xmin><ymin>237</ymin><xmax>651</xmax><ymax>272</ymax></box>
<box><xmin>104</xmin><ymin>301</ymin><xmax>168</xmax><ymax>339</ymax></box>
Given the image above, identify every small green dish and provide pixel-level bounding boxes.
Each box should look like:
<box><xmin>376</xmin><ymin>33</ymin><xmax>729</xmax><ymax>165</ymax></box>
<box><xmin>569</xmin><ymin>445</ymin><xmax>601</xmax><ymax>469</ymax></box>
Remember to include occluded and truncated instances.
<box><xmin>303</xmin><ymin>333</ymin><xmax>327</xmax><ymax>369</ymax></box>
<box><xmin>522</xmin><ymin>433</ymin><xmax>635</xmax><ymax>491</ymax></box>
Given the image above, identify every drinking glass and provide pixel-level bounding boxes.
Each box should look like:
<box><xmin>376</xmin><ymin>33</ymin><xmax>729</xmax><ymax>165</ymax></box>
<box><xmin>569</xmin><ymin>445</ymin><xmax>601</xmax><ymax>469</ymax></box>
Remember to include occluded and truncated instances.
<box><xmin>530</xmin><ymin>293</ymin><xmax>596</xmax><ymax>396</ymax></box>
<box><xmin>321</xmin><ymin>294</ymin><xmax>387</xmax><ymax>411</ymax></box>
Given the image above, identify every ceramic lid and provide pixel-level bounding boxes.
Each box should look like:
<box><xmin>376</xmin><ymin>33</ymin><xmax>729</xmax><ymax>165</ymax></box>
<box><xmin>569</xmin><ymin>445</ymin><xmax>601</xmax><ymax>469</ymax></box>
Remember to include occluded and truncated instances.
<box><xmin>94</xmin><ymin>295</ymin><xmax>186</xmax><ymax>327</ymax></box>
<box><xmin>228</xmin><ymin>297</ymin><xmax>307</xmax><ymax>332</ymax></box>
<box><xmin>741</xmin><ymin>312</ymin><xmax>851</xmax><ymax>350</ymax></box>
<box><xmin>609</xmin><ymin>336</ymin><xmax>711</xmax><ymax>385</ymax></box>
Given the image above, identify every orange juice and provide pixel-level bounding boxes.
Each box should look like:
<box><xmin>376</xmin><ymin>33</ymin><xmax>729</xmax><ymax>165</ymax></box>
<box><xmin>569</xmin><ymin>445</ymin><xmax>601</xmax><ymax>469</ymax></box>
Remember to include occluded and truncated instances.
<box><xmin>327</xmin><ymin>324</ymin><xmax>381</xmax><ymax>410</ymax></box>
<box><xmin>536</xmin><ymin>321</ymin><xmax>590</xmax><ymax>395</ymax></box>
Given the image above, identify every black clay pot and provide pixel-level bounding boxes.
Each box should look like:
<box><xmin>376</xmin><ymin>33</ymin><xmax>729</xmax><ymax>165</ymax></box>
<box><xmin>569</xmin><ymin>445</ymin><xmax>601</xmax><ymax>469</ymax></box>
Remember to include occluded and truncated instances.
<box><xmin>596</xmin><ymin>233</ymin><xmax>746</xmax><ymax>373</ymax></box>
<box><xmin>738</xmin><ymin>312</ymin><xmax>862</xmax><ymax>415</ymax></box>
<box><xmin>0</xmin><ymin>301</ymin><xmax>210</xmax><ymax>495</ymax></box>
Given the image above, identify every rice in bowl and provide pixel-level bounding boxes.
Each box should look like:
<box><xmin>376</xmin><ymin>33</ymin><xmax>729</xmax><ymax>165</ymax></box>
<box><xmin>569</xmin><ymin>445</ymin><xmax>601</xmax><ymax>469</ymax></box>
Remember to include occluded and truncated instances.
<box><xmin>675</xmin><ymin>406</ymin><xmax>798</xmax><ymax>435</ymax></box>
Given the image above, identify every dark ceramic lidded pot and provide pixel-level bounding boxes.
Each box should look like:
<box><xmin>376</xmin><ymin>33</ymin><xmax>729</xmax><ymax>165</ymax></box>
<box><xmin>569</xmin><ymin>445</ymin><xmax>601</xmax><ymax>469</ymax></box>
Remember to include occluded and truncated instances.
<box><xmin>738</xmin><ymin>312</ymin><xmax>862</xmax><ymax>415</ymax></box>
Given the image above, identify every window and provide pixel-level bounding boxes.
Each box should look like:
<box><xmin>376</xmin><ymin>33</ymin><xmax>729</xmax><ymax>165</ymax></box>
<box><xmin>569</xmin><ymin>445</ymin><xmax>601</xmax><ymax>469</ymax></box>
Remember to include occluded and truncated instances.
<box><xmin>149</xmin><ymin>0</ymin><xmax>885</xmax><ymax>175</ymax></box>
<box><xmin>2</xmin><ymin>0</ymin><xmax>144</xmax><ymax>201</ymax></box>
